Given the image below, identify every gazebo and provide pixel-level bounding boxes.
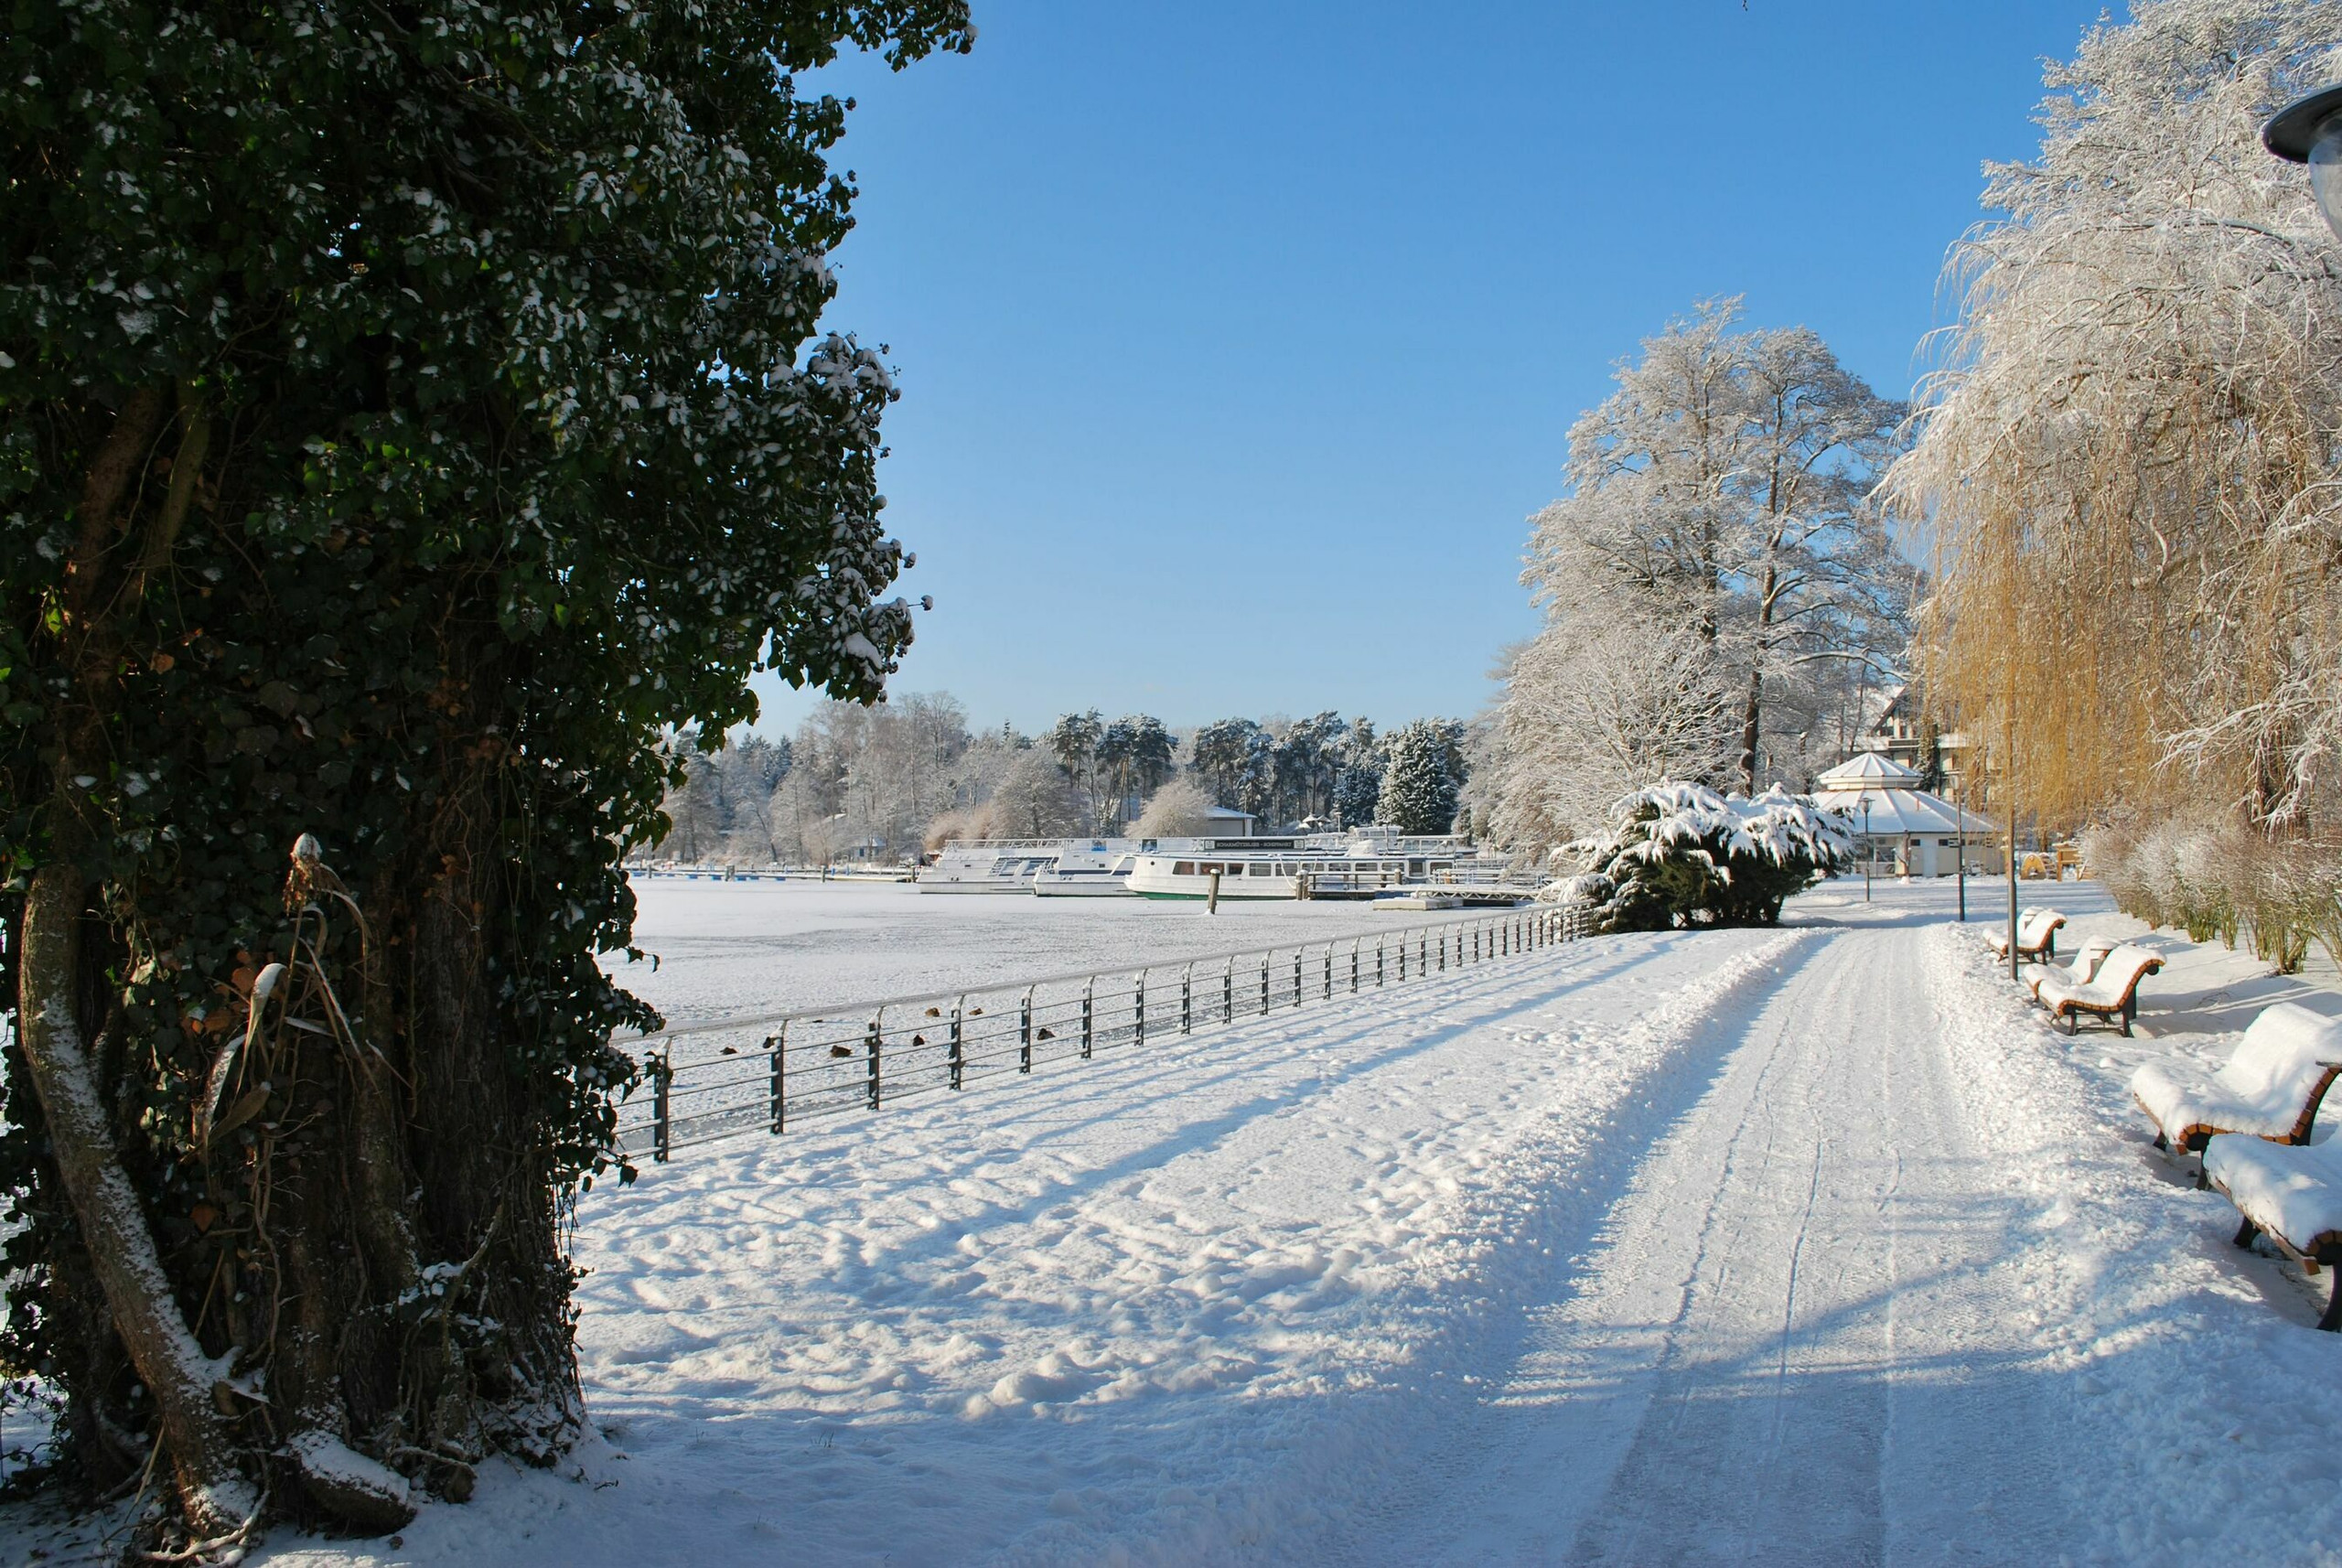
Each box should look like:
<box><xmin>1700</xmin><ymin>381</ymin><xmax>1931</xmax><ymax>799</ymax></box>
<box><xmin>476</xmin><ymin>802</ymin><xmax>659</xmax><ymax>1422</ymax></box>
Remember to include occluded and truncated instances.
<box><xmin>1810</xmin><ymin>751</ymin><xmax>2001</xmax><ymax>878</ymax></box>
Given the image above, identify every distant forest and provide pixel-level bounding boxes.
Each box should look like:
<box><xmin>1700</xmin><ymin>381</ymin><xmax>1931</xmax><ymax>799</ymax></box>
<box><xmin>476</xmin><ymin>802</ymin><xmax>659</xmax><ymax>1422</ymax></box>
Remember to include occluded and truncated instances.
<box><xmin>647</xmin><ymin>696</ymin><xmax>1469</xmax><ymax>865</ymax></box>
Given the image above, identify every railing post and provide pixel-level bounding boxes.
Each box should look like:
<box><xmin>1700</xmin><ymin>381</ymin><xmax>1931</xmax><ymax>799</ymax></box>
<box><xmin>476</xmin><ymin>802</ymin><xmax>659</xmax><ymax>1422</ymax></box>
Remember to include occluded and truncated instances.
<box><xmin>1224</xmin><ymin>960</ymin><xmax>1233</xmax><ymax>1023</ymax></box>
<box><xmin>1081</xmin><ymin>982</ymin><xmax>1093</xmax><ymax>1059</ymax></box>
<box><xmin>1260</xmin><ymin>954</ymin><xmax>1270</xmax><ymax>1015</ymax></box>
<box><xmin>949</xmin><ymin>998</ymin><xmax>964</xmax><ymax>1091</ymax></box>
<box><xmin>1134</xmin><ymin>972</ymin><xmax>1145</xmax><ymax>1049</ymax></box>
<box><xmin>1397</xmin><ymin>935</ymin><xmax>1405</xmax><ymax>983</ymax></box>
<box><xmin>768</xmin><ymin>1028</ymin><xmax>785</xmax><ymax>1133</ymax></box>
<box><xmin>1182</xmin><ymin>964</ymin><xmax>1193</xmax><ymax>1035</ymax></box>
<box><xmin>1323</xmin><ymin>947</ymin><xmax>1332</xmax><ymax>1000</ymax></box>
<box><xmin>1293</xmin><ymin>950</ymin><xmax>1303</xmax><ymax>1009</ymax></box>
<box><xmin>866</xmin><ymin>1014</ymin><xmax>883</xmax><ymax>1110</ymax></box>
<box><xmin>1377</xmin><ymin>938</ymin><xmax>1385</xmax><ymax>987</ymax></box>
<box><xmin>1350</xmin><ymin>940</ymin><xmax>1359</xmax><ymax>993</ymax></box>
<box><xmin>1020</xmin><ymin>989</ymin><xmax>1034</xmax><ymax>1074</ymax></box>
<box><xmin>653</xmin><ymin>1050</ymin><xmax>671</xmax><ymax>1164</ymax></box>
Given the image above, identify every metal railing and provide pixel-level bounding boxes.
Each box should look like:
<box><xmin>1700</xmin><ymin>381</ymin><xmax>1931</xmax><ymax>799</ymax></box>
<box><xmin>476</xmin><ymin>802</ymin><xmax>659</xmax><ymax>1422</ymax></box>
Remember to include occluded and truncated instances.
<box><xmin>612</xmin><ymin>902</ymin><xmax>1598</xmax><ymax>1163</ymax></box>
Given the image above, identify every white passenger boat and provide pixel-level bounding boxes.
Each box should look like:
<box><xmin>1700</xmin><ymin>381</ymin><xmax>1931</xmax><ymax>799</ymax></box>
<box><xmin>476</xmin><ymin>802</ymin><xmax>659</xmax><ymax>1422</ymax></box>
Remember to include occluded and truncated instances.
<box><xmin>1030</xmin><ymin>843</ymin><xmax>1143</xmax><ymax>897</ymax></box>
<box><xmin>916</xmin><ymin>840</ymin><xmax>1069</xmax><ymax>894</ymax></box>
<box><xmin>1124</xmin><ymin>832</ymin><xmax>1515</xmax><ymax>902</ymax></box>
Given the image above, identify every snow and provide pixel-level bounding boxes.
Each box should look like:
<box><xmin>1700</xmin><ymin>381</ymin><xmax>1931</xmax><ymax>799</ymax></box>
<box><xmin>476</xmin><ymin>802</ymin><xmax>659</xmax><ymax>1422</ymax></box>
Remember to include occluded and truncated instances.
<box><xmin>2036</xmin><ymin>941</ymin><xmax>2164</xmax><ymax>1019</ymax></box>
<box><xmin>597</xmin><ymin>877</ymin><xmax>1472</xmax><ymax>1029</ymax></box>
<box><xmin>2132</xmin><ymin>1002</ymin><xmax>2342</xmax><ymax>1146</ymax></box>
<box><xmin>2205</xmin><ymin>1137</ymin><xmax>2342</xmax><ymax>1258</ymax></box>
<box><xmin>14</xmin><ymin>875</ymin><xmax>2342</xmax><ymax>1563</ymax></box>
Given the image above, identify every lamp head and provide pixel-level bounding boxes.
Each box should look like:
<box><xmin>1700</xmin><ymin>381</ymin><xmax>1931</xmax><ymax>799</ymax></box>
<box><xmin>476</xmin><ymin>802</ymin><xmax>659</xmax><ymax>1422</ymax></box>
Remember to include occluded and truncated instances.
<box><xmin>2265</xmin><ymin>83</ymin><xmax>2342</xmax><ymax>245</ymax></box>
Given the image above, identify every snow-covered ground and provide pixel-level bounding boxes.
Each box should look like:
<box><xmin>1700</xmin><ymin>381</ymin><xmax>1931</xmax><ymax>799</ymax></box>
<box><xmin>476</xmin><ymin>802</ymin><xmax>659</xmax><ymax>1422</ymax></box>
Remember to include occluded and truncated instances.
<box><xmin>598</xmin><ymin>877</ymin><xmax>1475</xmax><ymax>1028</ymax></box>
<box><xmin>14</xmin><ymin>876</ymin><xmax>2342</xmax><ymax>1563</ymax></box>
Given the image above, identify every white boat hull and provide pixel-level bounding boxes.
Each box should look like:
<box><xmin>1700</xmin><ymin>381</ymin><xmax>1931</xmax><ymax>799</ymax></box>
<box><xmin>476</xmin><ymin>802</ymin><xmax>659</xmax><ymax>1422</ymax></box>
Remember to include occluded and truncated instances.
<box><xmin>1030</xmin><ymin>875</ymin><xmax>1135</xmax><ymax>897</ymax></box>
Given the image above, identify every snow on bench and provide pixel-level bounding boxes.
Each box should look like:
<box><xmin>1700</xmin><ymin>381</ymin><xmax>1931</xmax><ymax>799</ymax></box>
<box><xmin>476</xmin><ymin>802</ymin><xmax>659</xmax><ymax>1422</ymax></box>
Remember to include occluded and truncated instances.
<box><xmin>2205</xmin><ymin>1133</ymin><xmax>2342</xmax><ymax>1331</ymax></box>
<box><xmin>1985</xmin><ymin>908</ymin><xmax>2065</xmax><ymax>962</ymax></box>
<box><xmin>2133</xmin><ymin>1003</ymin><xmax>2342</xmax><ymax>1157</ymax></box>
<box><xmin>2019</xmin><ymin>934</ymin><xmax>2119</xmax><ymax>1002</ymax></box>
<box><xmin>2034</xmin><ymin>941</ymin><xmax>2162</xmax><ymax>1036</ymax></box>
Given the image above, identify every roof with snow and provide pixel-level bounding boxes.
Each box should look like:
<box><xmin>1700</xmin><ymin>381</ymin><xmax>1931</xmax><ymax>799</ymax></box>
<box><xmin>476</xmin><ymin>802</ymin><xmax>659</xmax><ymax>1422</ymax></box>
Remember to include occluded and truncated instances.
<box><xmin>1811</xmin><ymin>751</ymin><xmax>1993</xmax><ymax>838</ymax></box>
<box><xmin>1815</xmin><ymin>750</ymin><xmax>1920</xmax><ymax>789</ymax></box>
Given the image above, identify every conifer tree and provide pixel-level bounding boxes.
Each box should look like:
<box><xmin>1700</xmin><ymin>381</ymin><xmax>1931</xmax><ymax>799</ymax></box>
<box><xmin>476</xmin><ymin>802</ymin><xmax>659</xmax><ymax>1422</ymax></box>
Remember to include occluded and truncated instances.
<box><xmin>1378</xmin><ymin>720</ymin><xmax>1466</xmax><ymax>834</ymax></box>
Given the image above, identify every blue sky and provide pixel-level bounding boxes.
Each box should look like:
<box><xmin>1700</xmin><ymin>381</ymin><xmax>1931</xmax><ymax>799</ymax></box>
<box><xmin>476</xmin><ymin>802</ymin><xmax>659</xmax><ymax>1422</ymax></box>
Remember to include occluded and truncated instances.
<box><xmin>749</xmin><ymin>0</ymin><xmax>2114</xmax><ymax>739</ymax></box>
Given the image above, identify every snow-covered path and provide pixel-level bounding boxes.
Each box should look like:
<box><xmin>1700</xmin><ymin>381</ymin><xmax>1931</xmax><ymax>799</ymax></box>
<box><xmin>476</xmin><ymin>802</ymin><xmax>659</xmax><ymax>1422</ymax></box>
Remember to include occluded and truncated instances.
<box><xmin>1382</xmin><ymin>922</ymin><xmax>2072</xmax><ymax>1564</ymax></box>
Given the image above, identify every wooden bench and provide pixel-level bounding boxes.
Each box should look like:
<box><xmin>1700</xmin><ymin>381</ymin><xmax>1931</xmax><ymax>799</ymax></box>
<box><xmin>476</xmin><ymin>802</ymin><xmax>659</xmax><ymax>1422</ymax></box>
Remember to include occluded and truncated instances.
<box><xmin>2204</xmin><ymin>1133</ymin><xmax>2342</xmax><ymax>1330</ymax></box>
<box><xmin>2132</xmin><ymin>1004</ymin><xmax>2342</xmax><ymax>1186</ymax></box>
<box><xmin>2035</xmin><ymin>942</ymin><xmax>2162</xmax><ymax>1036</ymax></box>
<box><xmin>2019</xmin><ymin>935</ymin><xmax>2119</xmax><ymax>1003</ymax></box>
<box><xmin>1984</xmin><ymin>908</ymin><xmax>2065</xmax><ymax>963</ymax></box>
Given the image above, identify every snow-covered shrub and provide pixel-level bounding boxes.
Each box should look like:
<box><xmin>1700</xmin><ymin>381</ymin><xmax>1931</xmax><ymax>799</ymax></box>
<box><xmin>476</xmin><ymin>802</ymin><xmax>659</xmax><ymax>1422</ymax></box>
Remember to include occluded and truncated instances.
<box><xmin>2086</xmin><ymin>815</ymin><xmax>2342</xmax><ymax>975</ymax></box>
<box><xmin>1564</xmin><ymin>781</ymin><xmax>1855</xmax><ymax>931</ymax></box>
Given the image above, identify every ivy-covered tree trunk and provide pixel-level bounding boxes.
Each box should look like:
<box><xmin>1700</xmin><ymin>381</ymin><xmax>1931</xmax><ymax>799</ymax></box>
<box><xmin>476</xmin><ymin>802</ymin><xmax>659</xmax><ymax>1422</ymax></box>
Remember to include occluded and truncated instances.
<box><xmin>2</xmin><ymin>2</ymin><xmax>971</xmax><ymax>1551</ymax></box>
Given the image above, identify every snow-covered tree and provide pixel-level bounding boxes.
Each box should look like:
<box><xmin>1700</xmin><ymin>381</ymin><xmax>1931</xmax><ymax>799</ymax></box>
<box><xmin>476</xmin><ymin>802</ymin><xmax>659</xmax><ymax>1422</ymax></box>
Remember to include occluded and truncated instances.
<box><xmin>1889</xmin><ymin>0</ymin><xmax>2342</xmax><ymax>830</ymax></box>
<box><xmin>1480</xmin><ymin>618</ymin><xmax>1743</xmax><ymax>853</ymax></box>
<box><xmin>1379</xmin><ymin>719</ymin><xmax>1467</xmax><ymax>833</ymax></box>
<box><xmin>1191</xmin><ymin>717</ymin><xmax>1277</xmax><ymax>816</ymax></box>
<box><xmin>1479</xmin><ymin>302</ymin><xmax>1912</xmax><ymax>860</ymax></box>
<box><xmin>1268</xmin><ymin>711</ymin><xmax>1346</xmax><ymax>822</ymax></box>
<box><xmin>1521</xmin><ymin>298</ymin><xmax>1910</xmax><ymax>799</ymax></box>
<box><xmin>1096</xmin><ymin>714</ymin><xmax>1176</xmax><ymax>825</ymax></box>
<box><xmin>1332</xmin><ymin>716</ymin><xmax>1384</xmax><ymax>827</ymax></box>
<box><xmin>990</xmin><ymin>746</ymin><xmax>1086</xmax><ymax>838</ymax></box>
<box><xmin>1566</xmin><ymin>782</ymin><xmax>1855</xmax><ymax>930</ymax></box>
<box><xmin>1133</xmin><ymin>777</ymin><xmax>1219</xmax><ymax>837</ymax></box>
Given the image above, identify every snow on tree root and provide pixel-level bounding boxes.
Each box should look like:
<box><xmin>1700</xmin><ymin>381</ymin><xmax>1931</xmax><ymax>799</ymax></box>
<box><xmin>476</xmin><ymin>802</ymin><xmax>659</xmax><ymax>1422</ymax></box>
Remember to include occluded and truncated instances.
<box><xmin>287</xmin><ymin>1431</ymin><xmax>415</xmax><ymax>1535</ymax></box>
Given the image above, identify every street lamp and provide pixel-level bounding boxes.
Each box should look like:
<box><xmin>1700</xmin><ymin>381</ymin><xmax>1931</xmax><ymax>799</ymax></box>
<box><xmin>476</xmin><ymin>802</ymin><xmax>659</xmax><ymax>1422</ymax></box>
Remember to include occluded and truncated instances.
<box><xmin>2265</xmin><ymin>83</ymin><xmax>2342</xmax><ymax>244</ymax></box>
<box><xmin>1954</xmin><ymin>773</ymin><xmax>1968</xmax><ymax>923</ymax></box>
<box><xmin>1861</xmin><ymin>796</ymin><xmax>1873</xmax><ymax>904</ymax></box>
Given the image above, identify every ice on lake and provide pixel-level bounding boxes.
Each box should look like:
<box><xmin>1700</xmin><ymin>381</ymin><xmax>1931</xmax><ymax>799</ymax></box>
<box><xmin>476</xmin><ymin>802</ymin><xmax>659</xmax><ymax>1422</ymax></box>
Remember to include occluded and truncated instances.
<box><xmin>601</xmin><ymin>876</ymin><xmax>1474</xmax><ymax>1027</ymax></box>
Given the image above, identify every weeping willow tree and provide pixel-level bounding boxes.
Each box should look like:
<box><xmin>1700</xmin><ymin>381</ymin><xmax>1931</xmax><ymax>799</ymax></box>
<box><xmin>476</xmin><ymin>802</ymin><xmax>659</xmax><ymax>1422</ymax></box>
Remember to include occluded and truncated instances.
<box><xmin>1888</xmin><ymin>0</ymin><xmax>2342</xmax><ymax>832</ymax></box>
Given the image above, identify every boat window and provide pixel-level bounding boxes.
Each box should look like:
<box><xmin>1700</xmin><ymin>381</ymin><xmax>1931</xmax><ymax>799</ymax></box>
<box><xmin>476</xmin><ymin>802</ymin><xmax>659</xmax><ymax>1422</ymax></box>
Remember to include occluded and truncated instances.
<box><xmin>1174</xmin><ymin>862</ymin><xmax>1196</xmax><ymax>875</ymax></box>
<box><xmin>1251</xmin><ymin>863</ymin><xmax>1273</xmax><ymax>875</ymax></box>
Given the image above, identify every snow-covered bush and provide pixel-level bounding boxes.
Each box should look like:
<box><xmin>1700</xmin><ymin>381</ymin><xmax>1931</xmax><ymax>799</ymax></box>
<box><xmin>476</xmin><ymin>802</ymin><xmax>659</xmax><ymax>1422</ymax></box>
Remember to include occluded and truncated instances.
<box><xmin>1564</xmin><ymin>782</ymin><xmax>1855</xmax><ymax>931</ymax></box>
<box><xmin>2085</xmin><ymin>816</ymin><xmax>2342</xmax><ymax>974</ymax></box>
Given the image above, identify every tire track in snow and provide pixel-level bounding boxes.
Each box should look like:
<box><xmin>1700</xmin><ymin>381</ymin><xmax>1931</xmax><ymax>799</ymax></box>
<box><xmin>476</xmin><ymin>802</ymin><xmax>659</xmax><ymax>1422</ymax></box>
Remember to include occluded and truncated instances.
<box><xmin>1379</xmin><ymin>924</ymin><xmax>2079</xmax><ymax>1566</ymax></box>
<box><xmin>1271</xmin><ymin>927</ymin><xmax>1827</xmax><ymax>1566</ymax></box>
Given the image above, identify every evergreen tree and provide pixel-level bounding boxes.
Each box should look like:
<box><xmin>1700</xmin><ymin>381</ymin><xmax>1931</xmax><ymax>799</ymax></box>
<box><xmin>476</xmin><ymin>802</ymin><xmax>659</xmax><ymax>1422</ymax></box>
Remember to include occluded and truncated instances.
<box><xmin>1190</xmin><ymin>717</ymin><xmax>1270</xmax><ymax>812</ymax></box>
<box><xmin>1378</xmin><ymin>720</ymin><xmax>1466</xmax><ymax>833</ymax></box>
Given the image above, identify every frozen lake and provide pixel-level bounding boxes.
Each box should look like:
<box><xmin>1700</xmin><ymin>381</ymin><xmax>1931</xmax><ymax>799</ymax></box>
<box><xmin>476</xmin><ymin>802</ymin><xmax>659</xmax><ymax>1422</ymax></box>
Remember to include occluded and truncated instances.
<box><xmin>600</xmin><ymin>876</ymin><xmax>1473</xmax><ymax>1027</ymax></box>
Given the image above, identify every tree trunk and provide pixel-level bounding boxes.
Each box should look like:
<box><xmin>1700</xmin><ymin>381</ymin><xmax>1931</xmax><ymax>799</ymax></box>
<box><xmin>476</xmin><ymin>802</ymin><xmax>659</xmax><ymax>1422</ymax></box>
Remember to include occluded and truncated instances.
<box><xmin>1738</xmin><ymin>564</ymin><xmax>1781</xmax><ymax>794</ymax></box>
<box><xmin>16</xmin><ymin>848</ymin><xmax>256</xmax><ymax>1538</ymax></box>
<box><xmin>16</xmin><ymin>389</ymin><xmax>579</xmax><ymax>1541</ymax></box>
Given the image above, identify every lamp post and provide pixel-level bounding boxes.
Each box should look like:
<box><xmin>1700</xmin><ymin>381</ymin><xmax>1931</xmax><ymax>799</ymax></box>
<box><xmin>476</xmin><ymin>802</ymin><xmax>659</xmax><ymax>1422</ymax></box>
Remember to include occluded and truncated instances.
<box><xmin>1861</xmin><ymin>796</ymin><xmax>1873</xmax><ymax>903</ymax></box>
<box><xmin>2265</xmin><ymin>84</ymin><xmax>2342</xmax><ymax>243</ymax></box>
<box><xmin>1955</xmin><ymin>771</ymin><xmax>1968</xmax><ymax>923</ymax></box>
